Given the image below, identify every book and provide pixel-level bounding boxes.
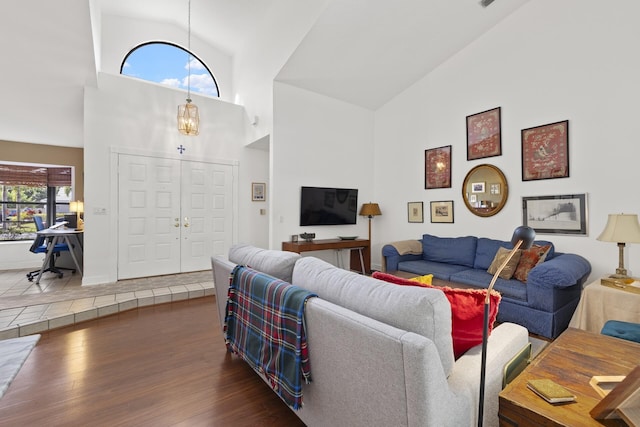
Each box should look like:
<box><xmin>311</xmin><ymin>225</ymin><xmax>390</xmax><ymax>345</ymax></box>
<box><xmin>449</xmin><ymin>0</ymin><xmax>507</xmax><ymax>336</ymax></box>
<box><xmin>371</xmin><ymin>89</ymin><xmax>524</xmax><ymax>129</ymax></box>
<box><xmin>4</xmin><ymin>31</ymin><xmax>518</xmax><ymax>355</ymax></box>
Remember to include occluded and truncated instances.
<box><xmin>527</xmin><ymin>379</ymin><xmax>576</xmax><ymax>403</ymax></box>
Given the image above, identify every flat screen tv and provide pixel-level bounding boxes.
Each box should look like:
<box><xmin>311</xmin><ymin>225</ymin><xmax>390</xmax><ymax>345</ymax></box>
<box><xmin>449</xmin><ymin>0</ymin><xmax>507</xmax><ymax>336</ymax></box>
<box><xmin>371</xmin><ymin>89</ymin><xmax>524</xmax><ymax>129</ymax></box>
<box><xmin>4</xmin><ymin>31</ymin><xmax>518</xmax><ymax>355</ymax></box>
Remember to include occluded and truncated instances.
<box><xmin>300</xmin><ymin>186</ymin><xmax>358</xmax><ymax>226</ymax></box>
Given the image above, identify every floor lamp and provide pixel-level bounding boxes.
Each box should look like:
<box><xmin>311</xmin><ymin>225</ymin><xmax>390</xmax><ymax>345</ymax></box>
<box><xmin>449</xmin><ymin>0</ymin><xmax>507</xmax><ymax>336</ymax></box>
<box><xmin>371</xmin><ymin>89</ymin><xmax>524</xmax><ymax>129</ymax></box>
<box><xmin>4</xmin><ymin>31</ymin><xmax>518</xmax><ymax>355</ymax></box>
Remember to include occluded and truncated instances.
<box><xmin>477</xmin><ymin>225</ymin><xmax>535</xmax><ymax>427</ymax></box>
<box><xmin>359</xmin><ymin>203</ymin><xmax>381</xmax><ymax>242</ymax></box>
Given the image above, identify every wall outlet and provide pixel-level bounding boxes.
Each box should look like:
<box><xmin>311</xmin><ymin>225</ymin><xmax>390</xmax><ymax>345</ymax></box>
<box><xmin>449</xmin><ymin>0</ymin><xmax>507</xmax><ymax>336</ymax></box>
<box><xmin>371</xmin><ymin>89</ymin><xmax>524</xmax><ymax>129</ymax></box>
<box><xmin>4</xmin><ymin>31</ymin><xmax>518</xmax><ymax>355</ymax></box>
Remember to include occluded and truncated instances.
<box><xmin>93</xmin><ymin>207</ymin><xmax>107</xmax><ymax>215</ymax></box>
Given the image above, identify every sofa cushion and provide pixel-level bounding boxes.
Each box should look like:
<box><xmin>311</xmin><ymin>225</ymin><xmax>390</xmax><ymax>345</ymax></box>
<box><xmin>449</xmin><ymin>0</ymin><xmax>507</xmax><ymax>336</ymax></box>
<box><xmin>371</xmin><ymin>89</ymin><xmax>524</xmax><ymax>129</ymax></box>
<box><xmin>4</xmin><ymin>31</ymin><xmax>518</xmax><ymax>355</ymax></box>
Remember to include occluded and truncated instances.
<box><xmin>487</xmin><ymin>247</ymin><xmax>522</xmax><ymax>279</ymax></box>
<box><xmin>397</xmin><ymin>260</ymin><xmax>468</xmax><ymax>281</ymax></box>
<box><xmin>474</xmin><ymin>238</ymin><xmax>512</xmax><ymax>270</ymax></box>
<box><xmin>293</xmin><ymin>257</ymin><xmax>455</xmax><ymax>376</ymax></box>
<box><xmin>372</xmin><ymin>271</ymin><xmax>501</xmax><ymax>358</ymax></box>
<box><xmin>422</xmin><ymin>234</ymin><xmax>477</xmax><ymax>268</ymax></box>
<box><xmin>228</xmin><ymin>243</ymin><xmax>301</xmax><ymax>283</ymax></box>
<box><xmin>513</xmin><ymin>244</ymin><xmax>552</xmax><ymax>282</ymax></box>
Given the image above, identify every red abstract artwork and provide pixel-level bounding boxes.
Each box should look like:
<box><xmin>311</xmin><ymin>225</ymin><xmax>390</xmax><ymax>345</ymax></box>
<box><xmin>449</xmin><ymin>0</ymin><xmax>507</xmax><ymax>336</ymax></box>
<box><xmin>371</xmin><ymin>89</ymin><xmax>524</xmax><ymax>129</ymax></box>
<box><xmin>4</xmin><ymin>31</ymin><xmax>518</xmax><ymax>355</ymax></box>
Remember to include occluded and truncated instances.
<box><xmin>466</xmin><ymin>107</ymin><xmax>501</xmax><ymax>160</ymax></box>
<box><xmin>521</xmin><ymin>120</ymin><xmax>569</xmax><ymax>181</ymax></box>
<box><xmin>425</xmin><ymin>145</ymin><xmax>451</xmax><ymax>189</ymax></box>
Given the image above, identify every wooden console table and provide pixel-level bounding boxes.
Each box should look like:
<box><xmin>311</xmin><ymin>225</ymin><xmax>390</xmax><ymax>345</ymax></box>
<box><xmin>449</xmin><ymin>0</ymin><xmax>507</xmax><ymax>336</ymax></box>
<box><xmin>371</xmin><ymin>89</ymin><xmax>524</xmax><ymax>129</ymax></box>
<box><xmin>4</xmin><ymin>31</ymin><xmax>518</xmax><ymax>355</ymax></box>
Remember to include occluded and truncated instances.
<box><xmin>499</xmin><ymin>328</ymin><xmax>640</xmax><ymax>426</ymax></box>
<box><xmin>282</xmin><ymin>238</ymin><xmax>370</xmax><ymax>274</ymax></box>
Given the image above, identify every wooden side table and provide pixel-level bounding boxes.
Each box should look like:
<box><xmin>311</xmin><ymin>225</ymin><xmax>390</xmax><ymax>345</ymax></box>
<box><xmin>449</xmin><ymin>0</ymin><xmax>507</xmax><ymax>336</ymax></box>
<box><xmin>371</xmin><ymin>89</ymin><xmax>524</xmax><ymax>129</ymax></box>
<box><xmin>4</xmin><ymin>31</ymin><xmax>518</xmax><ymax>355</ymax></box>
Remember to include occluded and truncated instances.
<box><xmin>569</xmin><ymin>278</ymin><xmax>640</xmax><ymax>333</ymax></box>
<box><xmin>282</xmin><ymin>238</ymin><xmax>371</xmax><ymax>274</ymax></box>
<box><xmin>499</xmin><ymin>328</ymin><xmax>640</xmax><ymax>426</ymax></box>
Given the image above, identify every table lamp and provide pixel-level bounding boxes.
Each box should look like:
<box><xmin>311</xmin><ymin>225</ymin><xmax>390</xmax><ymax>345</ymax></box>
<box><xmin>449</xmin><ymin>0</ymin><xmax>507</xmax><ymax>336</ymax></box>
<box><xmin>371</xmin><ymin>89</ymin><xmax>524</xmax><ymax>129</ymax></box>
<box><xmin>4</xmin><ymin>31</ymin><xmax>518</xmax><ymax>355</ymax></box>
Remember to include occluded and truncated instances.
<box><xmin>478</xmin><ymin>225</ymin><xmax>535</xmax><ymax>427</ymax></box>
<box><xmin>597</xmin><ymin>213</ymin><xmax>640</xmax><ymax>278</ymax></box>
<box><xmin>69</xmin><ymin>200</ymin><xmax>84</xmax><ymax>230</ymax></box>
<box><xmin>359</xmin><ymin>203</ymin><xmax>381</xmax><ymax>242</ymax></box>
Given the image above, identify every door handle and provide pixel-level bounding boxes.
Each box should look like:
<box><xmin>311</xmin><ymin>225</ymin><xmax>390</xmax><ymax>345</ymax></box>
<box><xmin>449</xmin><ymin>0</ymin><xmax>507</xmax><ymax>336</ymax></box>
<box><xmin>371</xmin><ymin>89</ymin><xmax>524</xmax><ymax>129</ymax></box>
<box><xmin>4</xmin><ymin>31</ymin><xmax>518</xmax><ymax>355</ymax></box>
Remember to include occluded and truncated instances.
<box><xmin>174</xmin><ymin>218</ymin><xmax>180</xmax><ymax>227</ymax></box>
<box><xmin>184</xmin><ymin>216</ymin><xmax>190</xmax><ymax>227</ymax></box>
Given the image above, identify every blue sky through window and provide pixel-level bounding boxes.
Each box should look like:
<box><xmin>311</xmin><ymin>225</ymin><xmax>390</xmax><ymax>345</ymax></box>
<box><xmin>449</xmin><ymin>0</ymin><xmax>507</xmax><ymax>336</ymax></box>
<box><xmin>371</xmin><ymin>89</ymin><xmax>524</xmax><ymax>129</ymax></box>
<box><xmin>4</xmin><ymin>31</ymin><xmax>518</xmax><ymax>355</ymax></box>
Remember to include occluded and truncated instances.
<box><xmin>121</xmin><ymin>43</ymin><xmax>219</xmax><ymax>97</ymax></box>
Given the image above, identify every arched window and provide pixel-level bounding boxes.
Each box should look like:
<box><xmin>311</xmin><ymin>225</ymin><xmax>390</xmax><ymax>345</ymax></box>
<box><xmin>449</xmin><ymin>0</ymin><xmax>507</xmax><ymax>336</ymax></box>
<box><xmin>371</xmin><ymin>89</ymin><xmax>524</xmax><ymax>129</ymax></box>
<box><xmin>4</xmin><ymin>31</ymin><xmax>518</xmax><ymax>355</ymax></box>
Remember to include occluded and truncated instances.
<box><xmin>120</xmin><ymin>42</ymin><xmax>219</xmax><ymax>97</ymax></box>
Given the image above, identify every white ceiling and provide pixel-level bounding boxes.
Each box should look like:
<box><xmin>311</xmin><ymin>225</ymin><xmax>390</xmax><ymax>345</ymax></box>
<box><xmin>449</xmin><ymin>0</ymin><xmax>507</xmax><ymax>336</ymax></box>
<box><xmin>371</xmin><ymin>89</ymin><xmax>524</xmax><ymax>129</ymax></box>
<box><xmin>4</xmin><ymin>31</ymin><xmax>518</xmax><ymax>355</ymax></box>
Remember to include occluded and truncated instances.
<box><xmin>0</xmin><ymin>0</ymin><xmax>529</xmax><ymax>146</ymax></box>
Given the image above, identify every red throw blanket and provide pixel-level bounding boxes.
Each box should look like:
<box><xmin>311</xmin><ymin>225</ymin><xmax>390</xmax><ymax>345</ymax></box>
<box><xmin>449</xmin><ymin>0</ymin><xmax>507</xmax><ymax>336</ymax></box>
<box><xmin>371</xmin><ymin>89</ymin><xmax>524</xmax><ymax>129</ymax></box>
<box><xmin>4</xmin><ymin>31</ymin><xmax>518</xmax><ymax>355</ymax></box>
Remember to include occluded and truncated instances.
<box><xmin>224</xmin><ymin>265</ymin><xmax>317</xmax><ymax>410</ymax></box>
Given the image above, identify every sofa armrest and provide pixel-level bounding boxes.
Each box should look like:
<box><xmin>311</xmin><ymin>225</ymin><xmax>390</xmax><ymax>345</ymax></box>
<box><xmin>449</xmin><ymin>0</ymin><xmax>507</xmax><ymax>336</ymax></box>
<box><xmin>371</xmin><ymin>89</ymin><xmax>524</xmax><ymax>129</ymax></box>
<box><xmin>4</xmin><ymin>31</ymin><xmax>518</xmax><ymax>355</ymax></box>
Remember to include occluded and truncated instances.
<box><xmin>382</xmin><ymin>242</ymin><xmax>422</xmax><ymax>272</ymax></box>
<box><xmin>448</xmin><ymin>322</ymin><xmax>529</xmax><ymax>427</ymax></box>
<box><xmin>528</xmin><ymin>253</ymin><xmax>592</xmax><ymax>289</ymax></box>
<box><xmin>211</xmin><ymin>255</ymin><xmax>236</xmax><ymax>331</ymax></box>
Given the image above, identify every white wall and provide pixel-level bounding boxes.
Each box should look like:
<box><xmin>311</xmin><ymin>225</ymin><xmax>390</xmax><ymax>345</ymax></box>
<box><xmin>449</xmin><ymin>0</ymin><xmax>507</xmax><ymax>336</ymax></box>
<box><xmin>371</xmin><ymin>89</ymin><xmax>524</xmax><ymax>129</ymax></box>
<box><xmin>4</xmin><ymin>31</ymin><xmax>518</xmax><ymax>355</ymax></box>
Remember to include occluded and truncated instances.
<box><xmin>83</xmin><ymin>72</ymin><xmax>263</xmax><ymax>285</ymax></box>
<box><xmin>373</xmin><ymin>0</ymin><xmax>640</xmax><ymax>278</ymax></box>
<box><xmin>232</xmin><ymin>0</ymin><xmax>329</xmax><ymax>143</ymax></box>
<box><xmin>271</xmin><ymin>82</ymin><xmax>374</xmax><ymax>263</ymax></box>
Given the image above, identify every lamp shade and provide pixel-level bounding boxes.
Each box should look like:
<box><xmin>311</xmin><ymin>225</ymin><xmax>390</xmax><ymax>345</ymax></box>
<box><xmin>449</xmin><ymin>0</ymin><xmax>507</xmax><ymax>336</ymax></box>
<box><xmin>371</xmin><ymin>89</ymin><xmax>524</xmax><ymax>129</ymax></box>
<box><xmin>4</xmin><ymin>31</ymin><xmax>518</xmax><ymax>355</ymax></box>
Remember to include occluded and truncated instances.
<box><xmin>597</xmin><ymin>214</ymin><xmax>640</xmax><ymax>243</ymax></box>
<box><xmin>69</xmin><ymin>200</ymin><xmax>84</xmax><ymax>213</ymax></box>
<box><xmin>359</xmin><ymin>203</ymin><xmax>382</xmax><ymax>217</ymax></box>
<box><xmin>510</xmin><ymin>226</ymin><xmax>535</xmax><ymax>249</ymax></box>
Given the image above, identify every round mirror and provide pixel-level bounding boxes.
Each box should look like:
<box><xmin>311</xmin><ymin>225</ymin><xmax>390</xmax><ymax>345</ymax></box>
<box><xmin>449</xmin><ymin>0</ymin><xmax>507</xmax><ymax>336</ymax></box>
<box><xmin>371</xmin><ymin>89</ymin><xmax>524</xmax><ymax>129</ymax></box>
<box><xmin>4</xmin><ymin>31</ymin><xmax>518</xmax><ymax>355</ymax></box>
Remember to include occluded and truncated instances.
<box><xmin>462</xmin><ymin>164</ymin><xmax>508</xmax><ymax>217</ymax></box>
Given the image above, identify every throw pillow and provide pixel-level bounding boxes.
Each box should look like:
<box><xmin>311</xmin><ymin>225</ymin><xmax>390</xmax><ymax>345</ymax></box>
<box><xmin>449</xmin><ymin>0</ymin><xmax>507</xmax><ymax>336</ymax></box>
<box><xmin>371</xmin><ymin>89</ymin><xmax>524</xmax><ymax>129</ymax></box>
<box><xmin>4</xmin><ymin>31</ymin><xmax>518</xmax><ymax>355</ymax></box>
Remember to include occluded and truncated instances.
<box><xmin>513</xmin><ymin>244</ymin><xmax>552</xmax><ymax>282</ymax></box>
<box><xmin>409</xmin><ymin>274</ymin><xmax>433</xmax><ymax>286</ymax></box>
<box><xmin>372</xmin><ymin>271</ymin><xmax>501</xmax><ymax>358</ymax></box>
<box><xmin>487</xmin><ymin>247</ymin><xmax>522</xmax><ymax>279</ymax></box>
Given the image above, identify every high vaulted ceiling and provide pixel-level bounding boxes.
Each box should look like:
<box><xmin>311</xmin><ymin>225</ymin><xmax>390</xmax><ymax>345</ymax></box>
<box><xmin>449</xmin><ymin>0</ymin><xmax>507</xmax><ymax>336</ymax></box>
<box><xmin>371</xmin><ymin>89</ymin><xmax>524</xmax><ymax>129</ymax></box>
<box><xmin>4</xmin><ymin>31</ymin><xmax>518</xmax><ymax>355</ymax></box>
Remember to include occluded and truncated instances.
<box><xmin>0</xmin><ymin>0</ymin><xmax>529</xmax><ymax>146</ymax></box>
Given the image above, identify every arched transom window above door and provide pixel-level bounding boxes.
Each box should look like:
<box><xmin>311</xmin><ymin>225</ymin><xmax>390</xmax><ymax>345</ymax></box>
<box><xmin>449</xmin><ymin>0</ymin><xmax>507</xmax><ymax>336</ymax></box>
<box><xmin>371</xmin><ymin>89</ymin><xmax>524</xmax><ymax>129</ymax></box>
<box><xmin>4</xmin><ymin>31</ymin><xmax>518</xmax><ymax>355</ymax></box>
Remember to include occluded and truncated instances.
<box><xmin>120</xmin><ymin>42</ymin><xmax>219</xmax><ymax>97</ymax></box>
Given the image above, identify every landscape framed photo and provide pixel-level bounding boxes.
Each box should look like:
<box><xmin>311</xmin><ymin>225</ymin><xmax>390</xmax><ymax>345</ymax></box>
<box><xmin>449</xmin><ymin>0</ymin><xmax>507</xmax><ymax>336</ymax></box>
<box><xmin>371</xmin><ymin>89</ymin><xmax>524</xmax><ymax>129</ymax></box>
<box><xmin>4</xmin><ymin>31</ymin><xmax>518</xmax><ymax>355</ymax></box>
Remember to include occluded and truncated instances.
<box><xmin>522</xmin><ymin>194</ymin><xmax>587</xmax><ymax>235</ymax></box>
<box><xmin>252</xmin><ymin>182</ymin><xmax>266</xmax><ymax>201</ymax></box>
<box><xmin>521</xmin><ymin>120</ymin><xmax>569</xmax><ymax>181</ymax></box>
<box><xmin>471</xmin><ymin>182</ymin><xmax>485</xmax><ymax>193</ymax></box>
<box><xmin>407</xmin><ymin>201</ymin><xmax>424</xmax><ymax>223</ymax></box>
<box><xmin>466</xmin><ymin>107</ymin><xmax>502</xmax><ymax>161</ymax></box>
<box><xmin>430</xmin><ymin>200</ymin><xmax>454</xmax><ymax>223</ymax></box>
<box><xmin>424</xmin><ymin>145</ymin><xmax>452</xmax><ymax>189</ymax></box>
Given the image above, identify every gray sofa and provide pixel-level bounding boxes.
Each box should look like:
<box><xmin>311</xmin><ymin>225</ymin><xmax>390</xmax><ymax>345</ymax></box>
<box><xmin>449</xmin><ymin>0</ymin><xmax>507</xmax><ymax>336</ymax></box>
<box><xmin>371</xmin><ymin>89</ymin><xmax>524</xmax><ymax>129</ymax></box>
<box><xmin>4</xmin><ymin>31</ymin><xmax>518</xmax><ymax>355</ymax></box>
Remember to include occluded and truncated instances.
<box><xmin>382</xmin><ymin>234</ymin><xmax>592</xmax><ymax>339</ymax></box>
<box><xmin>212</xmin><ymin>243</ymin><xmax>530</xmax><ymax>427</ymax></box>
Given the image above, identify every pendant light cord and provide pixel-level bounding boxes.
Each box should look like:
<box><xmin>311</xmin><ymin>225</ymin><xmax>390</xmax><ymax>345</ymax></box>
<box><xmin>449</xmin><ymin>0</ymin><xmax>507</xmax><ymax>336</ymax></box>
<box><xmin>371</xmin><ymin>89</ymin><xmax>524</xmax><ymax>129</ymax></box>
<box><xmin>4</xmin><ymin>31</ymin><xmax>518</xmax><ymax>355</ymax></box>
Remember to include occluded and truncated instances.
<box><xmin>187</xmin><ymin>0</ymin><xmax>192</xmax><ymax>101</ymax></box>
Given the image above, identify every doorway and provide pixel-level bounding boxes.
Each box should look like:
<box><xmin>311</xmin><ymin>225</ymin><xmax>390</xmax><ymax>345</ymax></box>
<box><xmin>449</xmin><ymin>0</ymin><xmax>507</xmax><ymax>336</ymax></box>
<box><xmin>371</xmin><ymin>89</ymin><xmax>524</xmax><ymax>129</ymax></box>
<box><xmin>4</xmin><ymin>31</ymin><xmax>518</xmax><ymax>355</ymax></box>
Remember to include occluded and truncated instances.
<box><xmin>117</xmin><ymin>154</ymin><xmax>233</xmax><ymax>280</ymax></box>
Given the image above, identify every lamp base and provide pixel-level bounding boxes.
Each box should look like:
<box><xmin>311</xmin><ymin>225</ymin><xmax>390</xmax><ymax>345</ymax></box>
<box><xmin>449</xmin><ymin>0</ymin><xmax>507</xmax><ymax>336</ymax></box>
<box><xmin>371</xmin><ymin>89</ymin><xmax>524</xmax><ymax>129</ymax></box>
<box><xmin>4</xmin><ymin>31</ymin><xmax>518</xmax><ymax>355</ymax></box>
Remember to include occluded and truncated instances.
<box><xmin>609</xmin><ymin>272</ymin><xmax>630</xmax><ymax>279</ymax></box>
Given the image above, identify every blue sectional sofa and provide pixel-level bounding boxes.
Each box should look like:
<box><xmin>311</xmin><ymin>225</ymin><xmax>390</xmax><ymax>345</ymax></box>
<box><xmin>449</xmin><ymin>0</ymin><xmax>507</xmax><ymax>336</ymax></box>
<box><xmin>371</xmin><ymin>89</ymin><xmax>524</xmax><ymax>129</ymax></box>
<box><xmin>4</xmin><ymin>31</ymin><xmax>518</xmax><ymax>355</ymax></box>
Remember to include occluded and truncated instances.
<box><xmin>382</xmin><ymin>234</ymin><xmax>592</xmax><ymax>339</ymax></box>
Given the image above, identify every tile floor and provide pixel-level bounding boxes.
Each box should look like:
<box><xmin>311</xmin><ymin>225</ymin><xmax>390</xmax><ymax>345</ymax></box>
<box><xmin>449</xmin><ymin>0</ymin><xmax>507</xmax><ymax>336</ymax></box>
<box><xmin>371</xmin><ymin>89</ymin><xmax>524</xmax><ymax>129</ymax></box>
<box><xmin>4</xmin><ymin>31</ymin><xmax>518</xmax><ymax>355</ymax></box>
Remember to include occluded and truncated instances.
<box><xmin>0</xmin><ymin>268</ymin><xmax>214</xmax><ymax>340</ymax></box>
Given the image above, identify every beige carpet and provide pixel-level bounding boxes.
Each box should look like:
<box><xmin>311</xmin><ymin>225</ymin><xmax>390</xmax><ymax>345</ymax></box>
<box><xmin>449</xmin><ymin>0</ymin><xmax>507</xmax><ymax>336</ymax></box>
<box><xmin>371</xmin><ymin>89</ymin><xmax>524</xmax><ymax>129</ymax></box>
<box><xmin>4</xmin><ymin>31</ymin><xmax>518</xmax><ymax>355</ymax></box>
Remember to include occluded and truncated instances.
<box><xmin>0</xmin><ymin>335</ymin><xmax>40</xmax><ymax>399</ymax></box>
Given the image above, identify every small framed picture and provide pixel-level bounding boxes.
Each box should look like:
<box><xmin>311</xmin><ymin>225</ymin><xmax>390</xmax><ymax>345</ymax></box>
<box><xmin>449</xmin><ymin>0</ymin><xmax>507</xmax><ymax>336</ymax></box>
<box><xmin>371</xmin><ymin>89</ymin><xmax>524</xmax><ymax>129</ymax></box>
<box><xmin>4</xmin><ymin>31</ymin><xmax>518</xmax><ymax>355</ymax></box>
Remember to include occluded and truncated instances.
<box><xmin>471</xmin><ymin>182</ymin><xmax>485</xmax><ymax>193</ymax></box>
<box><xmin>407</xmin><ymin>202</ymin><xmax>424</xmax><ymax>223</ymax></box>
<box><xmin>252</xmin><ymin>182</ymin><xmax>266</xmax><ymax>201</ymax></box>
<box><xmin>469</xmin><ymin>194</ymin><xmax>477</xmax><ymax>203</ymax></box>
<box><xmin>490</xmin><ymin>183</ymin><xmax>501</xmax><ymax>195</ymax></box>
<box><xmin>430</xmin><ymin>200</ymin><xmax>454</xmax><ymax>223</ymax></box>
<box><xmin>425</xmin><ymin>145</ymin><xmax>452</xmax><ymax>189</ymax></box>
<box><xmin>466</xmin><ymin>107</ymin><xmax>502</xmax><ymax>161</ymax></box>
<box><xmin>521</xmin><ymin>120</ymin><xmax>569</xmax><ymax>181</ymax></box>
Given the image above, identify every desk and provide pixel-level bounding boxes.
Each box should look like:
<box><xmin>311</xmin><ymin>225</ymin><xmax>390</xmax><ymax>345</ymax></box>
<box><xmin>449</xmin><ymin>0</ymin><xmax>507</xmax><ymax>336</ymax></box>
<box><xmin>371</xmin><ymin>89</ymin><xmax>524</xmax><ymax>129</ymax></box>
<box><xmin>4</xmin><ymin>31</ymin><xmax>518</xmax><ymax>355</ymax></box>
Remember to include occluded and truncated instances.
<box><xmin>282</xmin><ymin>238</ymin><xmax>370</xmax><ymax>274</ymax></box>
<box><xmin>569</xmin><ymin>278</ymin><xmax>640</xmax><ymax>333</ymax></box>
<box><xmin>499</xmin><ymin>328</ymin><xmax>640</xmax><ymax>426</ymax></box>
<box><xmin>35</xmin><ymin>228</ymin><xmax>83</xmax><ymax>284</ymax></box>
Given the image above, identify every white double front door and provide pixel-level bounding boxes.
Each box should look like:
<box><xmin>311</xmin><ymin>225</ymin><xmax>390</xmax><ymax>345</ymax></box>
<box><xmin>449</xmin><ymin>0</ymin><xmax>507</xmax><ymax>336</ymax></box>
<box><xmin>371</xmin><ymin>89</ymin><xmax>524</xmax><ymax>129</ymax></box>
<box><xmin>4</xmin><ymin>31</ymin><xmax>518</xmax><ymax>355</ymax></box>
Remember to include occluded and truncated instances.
<box><xmin>117</xmin><ymin>154</ymin><xmax>233</xmax><ymax>280</ymax></box>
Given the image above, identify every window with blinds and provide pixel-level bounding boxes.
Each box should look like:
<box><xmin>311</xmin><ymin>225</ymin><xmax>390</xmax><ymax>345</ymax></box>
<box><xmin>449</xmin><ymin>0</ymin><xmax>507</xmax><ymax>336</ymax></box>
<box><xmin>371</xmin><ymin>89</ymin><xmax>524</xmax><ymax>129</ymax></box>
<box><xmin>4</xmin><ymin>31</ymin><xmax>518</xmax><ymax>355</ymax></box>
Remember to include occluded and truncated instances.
<box><xmin>0</xmin><ymin>163</ymin><xmax>74</xmax><ymax>241</ymax></box>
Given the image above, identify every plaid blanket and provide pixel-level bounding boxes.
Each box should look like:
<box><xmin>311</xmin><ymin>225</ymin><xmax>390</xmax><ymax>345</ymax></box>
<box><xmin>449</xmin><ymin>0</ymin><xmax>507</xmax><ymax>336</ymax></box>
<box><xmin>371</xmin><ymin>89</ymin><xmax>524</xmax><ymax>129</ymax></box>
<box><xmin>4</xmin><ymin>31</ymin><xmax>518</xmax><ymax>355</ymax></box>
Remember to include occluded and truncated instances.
<box><xmin>224</xmin><ymin>265</ymin><xmax>317</xmax><ymax>410</ymax></box>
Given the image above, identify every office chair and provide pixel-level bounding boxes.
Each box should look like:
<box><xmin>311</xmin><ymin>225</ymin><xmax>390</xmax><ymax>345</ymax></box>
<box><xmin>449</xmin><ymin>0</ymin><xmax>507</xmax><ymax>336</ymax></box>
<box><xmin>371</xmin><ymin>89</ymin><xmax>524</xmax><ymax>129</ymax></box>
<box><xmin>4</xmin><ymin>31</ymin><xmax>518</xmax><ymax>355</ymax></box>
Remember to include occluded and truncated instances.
<box><xmin>26</xmin><ymin>217</ymin><xmax>76</xmax><ymax>282</ymax></box>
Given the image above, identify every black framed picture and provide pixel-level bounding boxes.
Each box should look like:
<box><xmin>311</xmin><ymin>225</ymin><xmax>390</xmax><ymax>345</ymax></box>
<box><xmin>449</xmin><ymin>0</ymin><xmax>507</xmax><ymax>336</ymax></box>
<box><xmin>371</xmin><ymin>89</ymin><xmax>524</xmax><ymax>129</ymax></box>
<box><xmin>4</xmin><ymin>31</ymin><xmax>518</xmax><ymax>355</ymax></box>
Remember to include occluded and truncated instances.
<box><xmin>522</xmin><ymin>194</ymin><xmax>587</xmax><ymax>235</ymax></box>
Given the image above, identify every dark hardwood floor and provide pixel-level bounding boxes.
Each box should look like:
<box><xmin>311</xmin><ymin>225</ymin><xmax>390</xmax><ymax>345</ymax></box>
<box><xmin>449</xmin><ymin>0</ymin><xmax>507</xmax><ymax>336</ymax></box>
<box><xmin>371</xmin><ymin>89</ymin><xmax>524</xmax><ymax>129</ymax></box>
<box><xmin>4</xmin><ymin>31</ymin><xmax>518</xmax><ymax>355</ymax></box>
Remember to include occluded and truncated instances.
<box><xmin>0</xmin><ymin>296</ymin><xmax>306</xmax><ymax>426</ymax></box>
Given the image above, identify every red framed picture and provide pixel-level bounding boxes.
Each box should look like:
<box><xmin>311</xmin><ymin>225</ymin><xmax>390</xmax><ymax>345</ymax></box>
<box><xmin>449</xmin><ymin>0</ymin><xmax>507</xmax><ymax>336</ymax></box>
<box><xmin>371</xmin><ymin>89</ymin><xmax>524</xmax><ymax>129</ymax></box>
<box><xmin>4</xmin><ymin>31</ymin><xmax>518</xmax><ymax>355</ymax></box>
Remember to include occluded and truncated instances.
<box><xmin>521</xmin><ymin>120</ymin><xmax>569</xmax><ymax>181</ymax></box>
<box><xmin>425</xmin><ymin>145</ymin><xmax>452</xmax><ymax>189</ymax></box>
<box><xmin>466</xmin><ymin>107</ymin><xmax>501</xmax><ymax>161</ymax></box>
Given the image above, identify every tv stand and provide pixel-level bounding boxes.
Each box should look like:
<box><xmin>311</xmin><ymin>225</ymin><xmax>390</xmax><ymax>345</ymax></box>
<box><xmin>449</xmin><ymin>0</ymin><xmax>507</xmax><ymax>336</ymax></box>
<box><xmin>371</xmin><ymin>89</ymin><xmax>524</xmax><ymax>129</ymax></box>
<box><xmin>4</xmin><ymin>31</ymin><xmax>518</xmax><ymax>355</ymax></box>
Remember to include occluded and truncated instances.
<box><xmin>282</xmin><ymin>238</ymin><xmax>371</xmax><ymax>274</ymax></box>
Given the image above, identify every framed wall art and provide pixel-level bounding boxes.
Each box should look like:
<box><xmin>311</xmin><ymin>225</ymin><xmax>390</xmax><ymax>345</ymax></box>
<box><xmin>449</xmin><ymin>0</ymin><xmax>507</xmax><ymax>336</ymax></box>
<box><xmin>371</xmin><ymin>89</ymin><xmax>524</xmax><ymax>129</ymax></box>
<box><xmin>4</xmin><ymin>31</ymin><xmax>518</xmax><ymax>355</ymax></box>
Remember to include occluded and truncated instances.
<box><xmin>430</xmin><ymin>200</ymin><xmax>454</xmax><ymax>223</ymax></box>
<box><xmin>407</xmin><ymin>201</ymin><xmax>424</xmax><ymax>223</ymax></box>
<box><xmin>252</xmin><ymin>182</ymin><xmax>266</xmax><ymax>201</ymax></box>
<box><xmin>466</xmin><ymin>107</ymin><xmax>502</xmax><ymax>161</ymax></box>
<box><xmin>521</xmin><ymin>120</ymin><xmax>569</xmax><ymax>181</ymax></box>
<box><xmin>471</xmin><ymin>182</ymin><xmax>485</xmax><ymax>193</ymax></box>
<box><xmin>424</xmin><ymin>145</ymin><xmax>452</xmax><ymax>189</ymax></box>
<box><xmin>522</xmin><ymin>194</ymin><xmax>587</xmax><ymax>235</ymax></box>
